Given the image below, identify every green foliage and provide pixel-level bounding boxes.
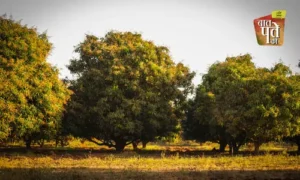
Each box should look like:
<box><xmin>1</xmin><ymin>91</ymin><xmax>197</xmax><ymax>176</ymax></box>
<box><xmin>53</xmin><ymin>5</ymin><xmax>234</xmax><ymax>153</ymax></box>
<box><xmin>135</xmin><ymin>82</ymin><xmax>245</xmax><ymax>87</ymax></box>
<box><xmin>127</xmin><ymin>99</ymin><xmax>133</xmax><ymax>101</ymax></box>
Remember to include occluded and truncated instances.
<box><xmin>183</xmin><ymin>85</ymin><xmax>219</xmax><ymax>142</ymax></box>
<box><xmin>185</xmin><ymin>54</ymin><xmax>300</xmax><ymax>153</ymax></box>
<box><xmin>244</xmin><ymin>66</ymin><xmax>300</xmax><ymax>145</ymax></box>
<box><xmin>0</xmin><ymin>16</ymin><xmax>71</xmax><ymax>146</ymax></box>
<box><xmin>64</xmin><ymin>31</ymin><xmax>195</xmax><ymax>151</ymax></box>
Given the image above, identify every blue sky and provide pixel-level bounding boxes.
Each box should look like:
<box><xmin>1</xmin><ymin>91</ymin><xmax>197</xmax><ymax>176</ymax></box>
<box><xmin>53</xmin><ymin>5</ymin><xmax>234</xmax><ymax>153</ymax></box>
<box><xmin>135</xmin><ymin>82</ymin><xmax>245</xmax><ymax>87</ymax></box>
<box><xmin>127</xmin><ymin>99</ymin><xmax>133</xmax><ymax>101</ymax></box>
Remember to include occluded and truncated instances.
<box><xmin>1</xmin><ymin>0</ymin><xmax>299</xmax><ymax>85</ymax></box>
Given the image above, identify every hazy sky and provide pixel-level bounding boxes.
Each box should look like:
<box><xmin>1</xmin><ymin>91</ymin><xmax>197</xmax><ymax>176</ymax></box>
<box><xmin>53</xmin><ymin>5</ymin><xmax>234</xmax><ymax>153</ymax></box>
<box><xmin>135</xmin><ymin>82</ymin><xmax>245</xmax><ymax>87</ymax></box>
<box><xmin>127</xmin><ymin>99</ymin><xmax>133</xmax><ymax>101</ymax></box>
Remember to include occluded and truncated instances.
<box><xmin>1</xmin><ymin>0</ymin><xmax>299</xmax><ymax>84</ymax></box>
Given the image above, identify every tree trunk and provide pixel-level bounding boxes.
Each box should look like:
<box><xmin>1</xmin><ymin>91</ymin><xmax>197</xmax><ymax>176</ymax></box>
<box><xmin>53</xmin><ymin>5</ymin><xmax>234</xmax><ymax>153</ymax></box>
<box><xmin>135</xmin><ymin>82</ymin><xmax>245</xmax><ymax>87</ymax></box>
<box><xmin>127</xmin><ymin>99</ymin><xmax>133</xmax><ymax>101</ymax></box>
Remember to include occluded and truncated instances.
<box><xmin>229</xmin><ymin>141</ymin><xmax>239</xmax><ymax>154</ymax></box>
<box><xmin>142</xmin><ymin>141</ymin><xmax>148</xmax><ymax>149</ymax></box>
<box><xmin>61</xmin><ymin>138</ymin><xmax>66</xmax><ymax>147</ymax></box>
<box><xmin>132</xmin><ymin>141</ymin><xmax>139</xmax><ymax>151</ymax></box>
<box><xmin>55</xmin><ymin>138</ymin><xmax>59</xmax><ymax>147</ymax></box>
<box><xmin>114</xmin><ymin>139</ymin><xmax>127</xmax><ymax>152</ymax></box>
<box><xmin>233</xmin><ymin>145</ymin><xmax>239</xmax><ymax>154</ymax></box>
<box><xmin>229</xmin><ymin>144</ymin><xmax>233</xmax><ymax>155</ymax></box>
<box><xmin>297</xmin><ymin>141</ymin><xmax>300</xmax><ymax>153</ymax></box>
<box><xmin>254</xmin><ymin>141</ymin><xmax>261</xmax><ymax>154</ymax></box>
<box><xmin>219</xmin><ymin>139</ymin><xmax>227</xmax><ymax>152</ymax></box>
<box><xmin>25</xmin><ymin>139</ymin><xmax>32</xmax><ymax>149</ymax></box>
<box><xmin>296</xmin><ymin>137</ymin><xmax>300</xmax><ymax>153</ymax></box>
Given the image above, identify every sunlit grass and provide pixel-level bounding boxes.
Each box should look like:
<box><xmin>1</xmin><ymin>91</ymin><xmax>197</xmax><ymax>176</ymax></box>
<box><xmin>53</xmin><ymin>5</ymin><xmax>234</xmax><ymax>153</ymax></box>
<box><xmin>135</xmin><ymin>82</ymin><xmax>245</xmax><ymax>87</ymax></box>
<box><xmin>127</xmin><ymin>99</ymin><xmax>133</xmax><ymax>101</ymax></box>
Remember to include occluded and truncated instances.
<box><xmin>1</xmin><ymin>141</ymin><xmax>299</xmax><ymax>179</ymax></box>
<box><xmin>0</xmin><ymin>154</ymin><xmax>299</xmax><ymax>171</ymax></box>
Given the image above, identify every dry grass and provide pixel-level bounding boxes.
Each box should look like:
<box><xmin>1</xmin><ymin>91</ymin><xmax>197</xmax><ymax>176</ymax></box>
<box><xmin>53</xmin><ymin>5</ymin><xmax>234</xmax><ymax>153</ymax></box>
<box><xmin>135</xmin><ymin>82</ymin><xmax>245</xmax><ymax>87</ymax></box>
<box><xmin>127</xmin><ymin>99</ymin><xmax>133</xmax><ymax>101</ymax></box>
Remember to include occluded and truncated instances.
<box><xmin>0</xmin><ymin>153</ymin><xmax>299</xmax><ymax>179</ymax></box>
<box><xmin>1</xmin><ymin>154</ymin><xmax>299</xmax><ymax>170</ymax></box>
<box><xmin>0</xmin><ymin>141</ymin><xmax>299</xmax><ymax>179</ymax></box>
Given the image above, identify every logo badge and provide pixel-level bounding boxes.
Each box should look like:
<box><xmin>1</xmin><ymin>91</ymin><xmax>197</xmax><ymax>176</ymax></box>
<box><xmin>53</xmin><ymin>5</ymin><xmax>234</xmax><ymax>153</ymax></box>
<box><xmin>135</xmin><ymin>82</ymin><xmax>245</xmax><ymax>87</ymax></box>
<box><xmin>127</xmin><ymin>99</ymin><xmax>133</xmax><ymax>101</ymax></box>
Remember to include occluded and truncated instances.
<box><xmin>254</xmin><ymin>10</ymin><xmax>286</xmax><ymax>46</ymax></box>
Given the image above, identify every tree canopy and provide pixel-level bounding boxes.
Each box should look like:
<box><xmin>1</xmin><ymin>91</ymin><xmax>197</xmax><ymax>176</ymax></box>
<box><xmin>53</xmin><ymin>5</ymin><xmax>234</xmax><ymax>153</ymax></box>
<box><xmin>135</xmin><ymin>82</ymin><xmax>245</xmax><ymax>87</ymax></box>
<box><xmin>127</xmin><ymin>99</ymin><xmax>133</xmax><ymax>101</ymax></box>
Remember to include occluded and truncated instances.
<box><xmin>184</xmin><ymin>54</ymin><xmax>300</xmax><ymax>153</ymax></box>
<box><xmin>64</xmin><ymin>31</ymin><xmax>195</xmax><ymax>151</ymax></box>
<box><xmin>0</xmin><ymin>16</ymin><xmax>71</xmax><ymax>147</ymax></box>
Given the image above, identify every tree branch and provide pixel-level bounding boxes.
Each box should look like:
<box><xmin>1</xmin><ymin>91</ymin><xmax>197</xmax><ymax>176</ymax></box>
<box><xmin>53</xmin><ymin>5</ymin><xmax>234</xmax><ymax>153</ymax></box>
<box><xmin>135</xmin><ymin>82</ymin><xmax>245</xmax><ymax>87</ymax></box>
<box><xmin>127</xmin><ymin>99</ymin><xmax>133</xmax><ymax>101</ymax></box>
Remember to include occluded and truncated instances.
<box><xmin>87</xmin><ymin>138</ymin><xmax>115</xmax><ymax>147</ymax></box>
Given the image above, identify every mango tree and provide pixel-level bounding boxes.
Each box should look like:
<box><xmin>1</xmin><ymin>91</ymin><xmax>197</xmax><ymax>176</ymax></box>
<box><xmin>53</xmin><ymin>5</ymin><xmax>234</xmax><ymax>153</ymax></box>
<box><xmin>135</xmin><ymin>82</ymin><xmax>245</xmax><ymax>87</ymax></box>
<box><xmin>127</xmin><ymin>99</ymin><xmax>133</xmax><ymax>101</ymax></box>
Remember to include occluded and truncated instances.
<box><xmin>0</xmin><ymin>16</ymin><xmax>71</xmax><ymax>148</ymax></box>
<box><xmin>64</xmin><ymin>31</ymin><xmax>194</xmax><ymax>151</ymax></box>
<box><xmin>188</xmin><ymin>54</ymin><xmax>300</xmax><ymax>154</ymax></box>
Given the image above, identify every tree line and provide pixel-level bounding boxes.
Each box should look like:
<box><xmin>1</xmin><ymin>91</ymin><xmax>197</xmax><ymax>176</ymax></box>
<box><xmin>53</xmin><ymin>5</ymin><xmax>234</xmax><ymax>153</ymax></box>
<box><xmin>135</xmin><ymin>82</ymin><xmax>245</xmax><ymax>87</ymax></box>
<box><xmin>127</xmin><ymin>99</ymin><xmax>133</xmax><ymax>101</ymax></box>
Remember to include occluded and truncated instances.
<box><xmin>1</xmin><ymin>16</ymin><xmax>299</xmax><ymax>152</ymax></box>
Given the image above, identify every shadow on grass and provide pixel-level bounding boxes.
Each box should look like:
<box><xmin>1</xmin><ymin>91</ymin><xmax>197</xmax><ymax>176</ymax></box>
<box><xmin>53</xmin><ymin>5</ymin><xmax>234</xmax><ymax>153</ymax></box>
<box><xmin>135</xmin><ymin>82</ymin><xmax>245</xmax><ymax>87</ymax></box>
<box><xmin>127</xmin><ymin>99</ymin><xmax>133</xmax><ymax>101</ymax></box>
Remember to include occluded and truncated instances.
<box><xmin>0</xmin><ymin>168</ymin><xmax>299</xmax><ymax>180</ymax></box>
<box><xmin>0</xmin><ymin>147</ymin><xmax>299</xmax><ymax>159</ymax></box>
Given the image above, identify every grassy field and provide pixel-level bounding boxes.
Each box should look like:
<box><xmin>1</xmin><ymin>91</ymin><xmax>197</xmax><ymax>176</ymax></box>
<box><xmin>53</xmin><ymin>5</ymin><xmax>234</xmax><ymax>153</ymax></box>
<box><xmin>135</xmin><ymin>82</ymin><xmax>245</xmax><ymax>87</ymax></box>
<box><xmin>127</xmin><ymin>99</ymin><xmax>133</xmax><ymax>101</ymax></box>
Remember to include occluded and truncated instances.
<box><xmin>0</xmin><ymin>141</ymin><xmax>299</xmax><ymax>180</ymax></box>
